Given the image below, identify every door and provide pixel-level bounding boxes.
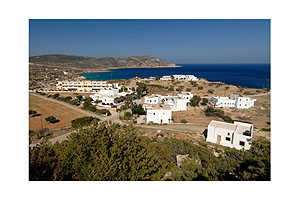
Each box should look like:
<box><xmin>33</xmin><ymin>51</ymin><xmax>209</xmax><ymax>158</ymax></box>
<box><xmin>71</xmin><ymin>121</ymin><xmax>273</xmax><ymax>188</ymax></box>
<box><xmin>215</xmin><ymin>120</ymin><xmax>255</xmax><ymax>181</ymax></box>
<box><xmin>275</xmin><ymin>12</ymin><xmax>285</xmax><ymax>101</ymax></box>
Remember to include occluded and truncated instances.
<box><xmin>216</xmin><ymin>135</ymin><xmax>221</xmax><ymax>144</ymax></box>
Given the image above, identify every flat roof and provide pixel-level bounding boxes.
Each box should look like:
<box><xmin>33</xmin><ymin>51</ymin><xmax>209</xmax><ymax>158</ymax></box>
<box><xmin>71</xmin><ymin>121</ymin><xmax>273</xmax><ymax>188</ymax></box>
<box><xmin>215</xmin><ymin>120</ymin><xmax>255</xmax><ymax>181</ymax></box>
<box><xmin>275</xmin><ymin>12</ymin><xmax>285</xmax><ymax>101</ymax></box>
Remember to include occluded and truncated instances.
<box><xmin>148</xmin><ymin>104</ymin><xmax>171</xmax><ymax>110</ymax></box>
<box><xmin>209</xmin><ymin>120</ymin><xmax>237</xmax><ymax>131</ymax></box>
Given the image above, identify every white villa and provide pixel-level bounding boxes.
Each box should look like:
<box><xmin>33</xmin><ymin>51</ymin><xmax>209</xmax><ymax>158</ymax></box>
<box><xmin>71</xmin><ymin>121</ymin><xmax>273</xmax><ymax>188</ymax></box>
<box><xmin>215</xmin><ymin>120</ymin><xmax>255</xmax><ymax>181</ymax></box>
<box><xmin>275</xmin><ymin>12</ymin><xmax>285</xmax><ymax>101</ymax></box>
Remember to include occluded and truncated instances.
<box><xmin>211</xmin><ymin>94</ymin><xmax>256</xmax><ymax>109</ymax></box>
<box><xmin>206</xmin><ymin>120</ymin><xmax>253</xmax><ymax>150</ymax></box>
<box><xmin>143</xmin><ymin>92</ymin><xmax>193</xmax><ymax>111</ymax></box>
<box><xmin>90</xmin><ymin>88</ymin><xmax>128</xmax><ymax>105</ymax></box>
<box><xmin>159</xmin><ymin>75</ymin><xmax>198</xmax><ymax>81</ymax></box>
<box><xmin>143</xmin><ymin>92</ymin><xmax>194</xmax><ymax>124</ymax></box>
<box><xmin>160</xmin><ymin>76</ymin><xmax>172</xmax><ymax>81</ymax></box>
<box><xmin>56</xmin><ymin>80</ymin><xmax>121</xmax><ymax>92</ymax></box>
<box><xmin>146</xmin><ymin>104</ymin><xmax>172</xmax><ymax>124</ymax></box>
<box><xmin>174</xmin><ymin>75</ymin><xmax>198</xmax><ymax>81</ymax></box>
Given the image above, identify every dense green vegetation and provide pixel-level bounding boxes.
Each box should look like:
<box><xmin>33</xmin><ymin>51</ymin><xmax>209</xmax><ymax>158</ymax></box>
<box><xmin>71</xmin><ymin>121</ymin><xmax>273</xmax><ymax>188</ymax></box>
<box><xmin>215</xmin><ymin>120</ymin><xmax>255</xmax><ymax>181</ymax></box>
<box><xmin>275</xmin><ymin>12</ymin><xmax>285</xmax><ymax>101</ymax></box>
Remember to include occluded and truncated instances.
<box><xmin>131</xmin><ymin>104</ymin><xmax>146</xmax><ymax>115</ymax></box>
<box><xmin>29</xmin><ymin>122</ymin><xmax>270</xmax><ymax>181</ymax></box>
<box><xmin>190</xmin><ymin>95</ymin><xmax>201</xmax><ymax>107</ymax></box>
<box><xmin>205</xmin><ymin>106</ymin><xmax>233</xmax><ymax>123</ymax></box>
<box><xmin>71</xmin><ymin>117</ymin><xmax>100</xmax><ymax>129</ymax></box>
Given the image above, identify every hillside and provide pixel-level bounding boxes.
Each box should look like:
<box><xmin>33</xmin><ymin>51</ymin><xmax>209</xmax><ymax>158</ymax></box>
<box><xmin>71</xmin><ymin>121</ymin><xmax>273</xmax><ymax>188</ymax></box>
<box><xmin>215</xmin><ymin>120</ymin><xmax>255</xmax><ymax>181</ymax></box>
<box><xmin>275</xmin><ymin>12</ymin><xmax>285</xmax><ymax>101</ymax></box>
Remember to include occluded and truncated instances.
<box><xmin>29</xmin><ymin>54</ymin><xmax>177</xmax><ymax>70</ymax></box>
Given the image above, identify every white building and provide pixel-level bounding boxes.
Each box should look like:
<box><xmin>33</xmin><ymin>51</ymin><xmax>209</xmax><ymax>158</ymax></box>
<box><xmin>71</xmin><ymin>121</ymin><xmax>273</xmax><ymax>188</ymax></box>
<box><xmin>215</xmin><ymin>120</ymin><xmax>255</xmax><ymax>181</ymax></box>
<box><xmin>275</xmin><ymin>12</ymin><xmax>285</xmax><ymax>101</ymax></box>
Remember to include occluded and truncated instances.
<box><xmin>211</xmin><ymin>94</ymin><xmax>256</xmax><ymax>109</ymax></box>
<box><xmin>160</xmin><ymin>76</ymin><xmax>172</xmax><ymax>81</ymax></box>
<box><xmin>144</xmin><ymin>94</ymin><xmax>162</xmax><ymax>104</ymax></box>
<box><xmin>185</xmin><ymin>75</ymin><xmax>198</xmax><ymax>81</ymax></box>
<box><xmin>177</xmin><ymin>92</ymin><xmax>193</xmax><ymax>102</ymax></box>
<box><xmin>56</xmin><ymin>80</ymin><xmax>121</xmax><ymax>92</ymax></box>
<box><xmin>143</xmin><ymin>92</ymin><xmax>192</xmax><ymax>111</ymax></box>
<box><xmin>98</xmin><ymin>88</ymin><xmax>119</xmax><ymax>96</ymax></box>
<box><xmin>146</xmin><ymin>104</ymin><xmax>172</xmax><ymax>124</ymax></box>
<box><xmin>173</xmin><ymin>75</ymin><xmax>198</xmax><ymax>81</ymax></box>
<box><xmin>206</xmin><ymin>120</ymin><xmax>253</xmax><ymax>150</ymax></box>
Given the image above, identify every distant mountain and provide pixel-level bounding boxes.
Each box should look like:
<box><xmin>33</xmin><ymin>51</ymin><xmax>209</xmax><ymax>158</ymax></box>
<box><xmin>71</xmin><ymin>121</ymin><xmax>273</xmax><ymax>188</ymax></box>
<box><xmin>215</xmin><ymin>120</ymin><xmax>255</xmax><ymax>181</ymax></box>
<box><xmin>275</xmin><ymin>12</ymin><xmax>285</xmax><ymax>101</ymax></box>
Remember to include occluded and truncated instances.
<box><xmin>29</xmin><ymin>54</ymin><xmax>177</xmax><ymax>69</ymax></box>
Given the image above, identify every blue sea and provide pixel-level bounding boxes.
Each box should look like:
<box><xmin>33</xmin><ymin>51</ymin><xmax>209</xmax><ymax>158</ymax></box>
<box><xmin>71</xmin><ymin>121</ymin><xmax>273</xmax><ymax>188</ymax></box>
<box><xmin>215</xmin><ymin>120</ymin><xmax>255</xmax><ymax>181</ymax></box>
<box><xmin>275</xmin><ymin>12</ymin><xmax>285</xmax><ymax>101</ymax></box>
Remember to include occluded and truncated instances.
<box><xmin>81</xmin><ymin>64</ymin><xmax>270</xmax><ymax>89</ymax></box>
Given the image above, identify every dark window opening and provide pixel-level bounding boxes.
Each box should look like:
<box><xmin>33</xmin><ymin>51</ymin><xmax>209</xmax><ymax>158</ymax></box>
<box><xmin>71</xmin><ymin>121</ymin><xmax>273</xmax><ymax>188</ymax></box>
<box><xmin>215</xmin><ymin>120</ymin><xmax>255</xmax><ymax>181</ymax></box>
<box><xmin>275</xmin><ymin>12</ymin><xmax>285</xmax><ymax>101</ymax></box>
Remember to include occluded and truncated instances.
<box><xmin>226</xmin><ymin>137</ymin><xmax>230</xmax><ymax>141</ymax></box>
<box><xmin>239</xmin><ymin>141</ymin><xmax>245</xmax><ymax>146</ymax></box>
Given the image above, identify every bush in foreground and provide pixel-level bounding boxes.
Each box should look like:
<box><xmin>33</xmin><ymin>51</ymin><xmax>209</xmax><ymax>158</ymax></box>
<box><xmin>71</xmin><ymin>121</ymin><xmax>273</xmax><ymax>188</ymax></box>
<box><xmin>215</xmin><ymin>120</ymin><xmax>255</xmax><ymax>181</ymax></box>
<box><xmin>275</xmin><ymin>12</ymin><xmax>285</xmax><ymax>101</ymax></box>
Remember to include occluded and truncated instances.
<box><xmin>29</xmin><ymin>123</ymin><xmax>270</xmax><ymax>181</ymax></box>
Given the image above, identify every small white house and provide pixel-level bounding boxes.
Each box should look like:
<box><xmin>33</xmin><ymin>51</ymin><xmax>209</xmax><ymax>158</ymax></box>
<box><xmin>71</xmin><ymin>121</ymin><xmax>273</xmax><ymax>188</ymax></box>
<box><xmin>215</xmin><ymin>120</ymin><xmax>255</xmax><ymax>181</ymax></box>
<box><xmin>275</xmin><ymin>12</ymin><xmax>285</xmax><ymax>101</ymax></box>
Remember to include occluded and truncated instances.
<box><xmin>177</xmin><ymin>92</ymin><xmax>193</xmax><ymax>103</ymax></box>
<box><xmin>185</xmin><ymin>75</ymin><xmax>198</xmax><ymax>81</ymax></box>
<box><xmin>146</xmin><ymin>104</ymin><xmax>172</xmax><ymax>124</ymax></box>
<box><xmin>144</xmin><ymin>94</ymin><xmax>162</xmax><ymax>104</ymax></box>
<box><xmin>211</xmin><ymin>94</ymin><xmax>256</xmax><ymax>109</ymax></box>
<box><xmin>206</xmin><ymin>120</ymin><xmax>253</xmax><ymax>150</ymax></box>
<box><xmin>160</xmin><ymin>76</ymin><xmax>172</xmax><ymax>81</ymax></box>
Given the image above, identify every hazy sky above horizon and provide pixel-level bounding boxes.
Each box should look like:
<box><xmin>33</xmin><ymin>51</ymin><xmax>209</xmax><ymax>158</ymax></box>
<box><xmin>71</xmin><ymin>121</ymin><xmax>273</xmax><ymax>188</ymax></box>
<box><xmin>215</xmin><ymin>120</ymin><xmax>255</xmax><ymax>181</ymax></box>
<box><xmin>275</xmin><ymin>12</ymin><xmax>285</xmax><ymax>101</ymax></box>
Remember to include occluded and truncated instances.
<box><xmin>29</xmin><ymin>19</ymin><xmax>270</xmax><ymax>64</ymax></box>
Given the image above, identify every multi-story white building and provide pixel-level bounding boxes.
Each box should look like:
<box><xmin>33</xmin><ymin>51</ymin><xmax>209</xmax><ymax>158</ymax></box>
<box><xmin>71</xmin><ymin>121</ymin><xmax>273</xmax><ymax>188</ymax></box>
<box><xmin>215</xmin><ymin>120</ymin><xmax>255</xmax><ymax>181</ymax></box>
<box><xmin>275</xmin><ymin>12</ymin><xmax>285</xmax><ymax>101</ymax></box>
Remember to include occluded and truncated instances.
<box><xmin>206</xmin><ymin>120</ymin><xmax>253</xmax><ymax>150</ymax></box>
<box><xmin>146</xmin><ymin>104</ymin><xmax>172</xmax><ymax>124</ymax></box>
<box><xmin>211</xmin><ymin>94</ymin><xmax>256</xmax><ymax>109</ymax></box>
<box><xmin>56</xmin><ymin>80</ymin><xmax>120</xmax><ymax>92</ymax></box>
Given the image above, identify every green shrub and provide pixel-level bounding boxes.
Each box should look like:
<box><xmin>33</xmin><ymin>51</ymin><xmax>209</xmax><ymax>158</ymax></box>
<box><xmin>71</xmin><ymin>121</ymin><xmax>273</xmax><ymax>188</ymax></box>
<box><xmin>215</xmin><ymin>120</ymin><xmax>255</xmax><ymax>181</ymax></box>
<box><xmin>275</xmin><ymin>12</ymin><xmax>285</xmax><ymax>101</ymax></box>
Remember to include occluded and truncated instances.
<box><xmin>198</xmin><ymin>86</ymin><xmax>204</xmax><ymax>90</ymax></box>
<box><xmin>29</xmin><ymin>110</ymin><xmax>37</xmax><ymax>115</ymax></box>
<box><xmin>225</xmin><ymin>86</ymin><xmax>230</xmax><ymax>90</ymax></box>
<box><xmin>181</xmin><ymin>119</ymin><xmax>187</xmax><ymax>124</ymax></box>
<box><xmin>190</xmin><ymin>95</ymin><xmax>201</xmax><ymax>107</ymax></box>
<box><xmin>207</xmin><ymin>89</ymin><xmax>214</xmax><ymax>94</ymax></box>
<box><xmin>131</xmin><ymin>104</ymin><xmax>146</xmax><ymax>115</ymax></box>
<box><xmin>96</xmin><ymin>109</ymin><xmax>112</xmax><ymax>116</ymax></box>
<box><xmin>123</xmin><ymin>112</ymin><xmax>133</xmax><ymax>120</ymax></box>
<box><xmin>45</xmin><ymin>116</ymin><xmax>59</xmax><ymax>123</ymax></box>
<box><xmin>201</xmin><ymin>98</ymin><xmax>209</xmax><ymax>106</ymax></box>
<box><xmin>222</xmin><ymin>115</ymin><xmax>233</xmax><ymax>123</ymax></box>
<box><xmin>71</xmin><ymin>117</ymin><xmax>99</xmax><ymax>129</ymax></box>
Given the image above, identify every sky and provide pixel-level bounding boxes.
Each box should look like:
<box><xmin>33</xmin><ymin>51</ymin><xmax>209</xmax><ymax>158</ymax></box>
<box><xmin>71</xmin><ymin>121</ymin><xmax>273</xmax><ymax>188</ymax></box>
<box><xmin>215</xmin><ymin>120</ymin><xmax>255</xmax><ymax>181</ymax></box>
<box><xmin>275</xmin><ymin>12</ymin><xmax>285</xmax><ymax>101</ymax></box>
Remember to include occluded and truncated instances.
<box><xmin>29</xmin><ymin>19</ymin><xmax>270</xmax><ymax>64</ymax></box>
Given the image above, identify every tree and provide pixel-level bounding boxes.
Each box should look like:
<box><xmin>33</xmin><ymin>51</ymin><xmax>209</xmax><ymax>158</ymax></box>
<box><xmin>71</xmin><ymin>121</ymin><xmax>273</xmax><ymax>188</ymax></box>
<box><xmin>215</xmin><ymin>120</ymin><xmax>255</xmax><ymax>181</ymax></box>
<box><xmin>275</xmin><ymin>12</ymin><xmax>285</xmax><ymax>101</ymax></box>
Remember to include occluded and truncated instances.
<box><xmin>208</xmin><ymin>89</ymin><xmax>214</xmax><ymax>94</ymax></box>
<box><xmin>96</xmin><ymin>109</ymin><xmax>112</xmax><ymax>116</ymax></box>
<box><xmin>198</xmin><ymin>86</ymin><xmax>204</xmax><ymax>90</ymax></box>
<box><xmin>131</xmin><ymin>104</ymin><xmax>146</xmax><ymax>115</ymax></box>
<box><xmin>45</xmin><ymin>116</ymin><xmax>59</xmax><ymax>123</ymax></box>
<box><xmin>71</xmin><ymin>116</ymin><xmax>99</xmax><ymax>129</ymax></box>
<box><xmin>186</xmin><ymin>88</ymin><xmax>192</xmax><ymax>92</ymax></box>
<box><xmin>53</xmin><ymin>93</ymin><xmax>60</xmax><ymax>99</ymax></box>
<box><xmin>123</xmin><ymin>112</ymin><xmax>132</xmax><ymax>120</ymax></box>
<box><xmin>201</xmin><ymin>98</ymin><xmax>208</xmax><ymax>106</ymax></box>
<box><xmin>190</xmin><ymin>95</ymin><xmax>201</xmax><ymax>107</ymax></box>
<box><xmin>29</xmin><ymin>110</ymin><xmax>37</xmax><ymax>115</ymax></box>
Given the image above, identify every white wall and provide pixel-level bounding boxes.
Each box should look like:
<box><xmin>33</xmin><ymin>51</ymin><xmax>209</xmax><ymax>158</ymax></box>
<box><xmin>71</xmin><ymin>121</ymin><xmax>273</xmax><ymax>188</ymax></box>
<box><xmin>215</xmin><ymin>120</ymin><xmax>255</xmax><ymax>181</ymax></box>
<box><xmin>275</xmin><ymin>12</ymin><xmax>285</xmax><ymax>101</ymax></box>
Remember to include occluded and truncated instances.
<box><xmin>144</xmin><ymin>96</ymin><xmax>161</xmax><ymax>104</ymax></box>
<box><xmin>146</xmin><ymin>109</ymin><xmax>172</xmax><ymax>124</ymax></box>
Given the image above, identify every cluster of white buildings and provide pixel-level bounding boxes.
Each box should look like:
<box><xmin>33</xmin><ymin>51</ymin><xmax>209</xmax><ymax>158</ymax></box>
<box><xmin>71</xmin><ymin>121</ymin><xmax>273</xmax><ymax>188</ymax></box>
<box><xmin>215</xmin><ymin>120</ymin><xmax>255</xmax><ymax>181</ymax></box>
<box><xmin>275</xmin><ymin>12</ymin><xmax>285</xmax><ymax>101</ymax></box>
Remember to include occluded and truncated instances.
<box><xmin>206</xmin><ymin>120</ymin><xmax>253</xmax><ymax>150</ymax></box>
<box><xmin>143</xmin><ymin>92</ymin><xmax>193</xmax><ymax>124</ymax></box>
<box><xmin>160</xmin><ymin>75</ymin><xmax>198</xmax><ymax>81</ymax></box>
<box><xmin>90</xmin><ymin>87</ymin><xmax>131</xmax><ymax>105</ymax></box>
<box><xmin>210</xmin><ymin>94</ymin><xmax>256</xmax><ymax>109</ymax></box>
<box><xmin>56</xmin><ymin>80</ymin><xmax>120</xmax><ymax>92</ymax></box>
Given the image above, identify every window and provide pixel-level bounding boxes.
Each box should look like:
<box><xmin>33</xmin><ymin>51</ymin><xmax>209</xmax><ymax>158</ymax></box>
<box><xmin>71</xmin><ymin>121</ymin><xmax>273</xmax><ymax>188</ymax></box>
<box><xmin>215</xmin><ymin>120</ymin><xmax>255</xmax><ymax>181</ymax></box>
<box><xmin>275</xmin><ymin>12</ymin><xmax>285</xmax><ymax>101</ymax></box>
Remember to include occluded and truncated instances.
<box><xmin>153</xmin><ymin>113</ymin><xmax>155</xmax><ymax>115</ymax></box>
<box><xmin>227</xmin><ymin>133</ymin><xmax>230</xmax><ymax>136</ymax></box>
<box><xmin>239</xmin><ymin>141</ymin><xmax>245</xmax><ymax>146</ymax></box>
<box><xmin>245</xmin><ymin>104</ymin><xmax>247</xmax><ymax>106</ymax></box>
<box><xmin>239</xmin><ymin>104</ymin><xmax>241</xmax><ymax>106</ymax></box>
<box><xmin>226</xmin><ymin>137</ymin><xmax>230</xmax><ymax>141</ymax></box>
<box><xmin>246</xmin><ymin>99</ymin><xmax>248</xmax><ymax>101</ymax></box>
